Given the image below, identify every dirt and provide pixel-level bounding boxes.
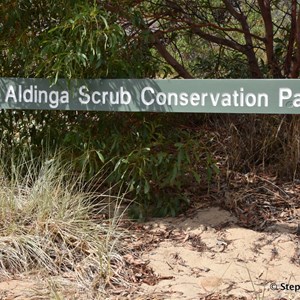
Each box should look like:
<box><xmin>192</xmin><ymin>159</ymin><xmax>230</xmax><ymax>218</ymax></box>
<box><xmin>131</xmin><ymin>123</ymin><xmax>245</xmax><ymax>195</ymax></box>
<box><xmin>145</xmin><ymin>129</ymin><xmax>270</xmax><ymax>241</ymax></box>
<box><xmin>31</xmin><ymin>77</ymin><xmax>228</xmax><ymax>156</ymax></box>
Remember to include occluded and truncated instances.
<box><xmin>0</xmin><ymin>275</ymin><xmax>84</xmax><ymax>300</ymax></box>
<box><xmin>135</xmin><ymin>206</ymin><xmax>300</xmax><ymax>300</ymax></box>
<box><xmin>0</xmin><ymin>206</ymin><xmax>299</xmax><ymax>300</ymax></box>
<box><xmin>0</xmin><ymin>278</ymin><xmax>43</xmax><ymax>300</ymax></box>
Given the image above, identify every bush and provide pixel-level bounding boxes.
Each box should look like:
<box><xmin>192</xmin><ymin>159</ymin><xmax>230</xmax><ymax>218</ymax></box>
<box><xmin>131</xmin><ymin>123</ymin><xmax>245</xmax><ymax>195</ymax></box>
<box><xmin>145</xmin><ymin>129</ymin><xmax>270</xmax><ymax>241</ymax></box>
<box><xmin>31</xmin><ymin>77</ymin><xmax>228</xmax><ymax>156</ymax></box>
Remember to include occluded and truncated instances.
<box><xmin>0</xmin><ymin>111</ymin><xmax>219</xmax><ymax>220</ymax></box>
<box><xmin>63</xmin><ymin>113</ymin><xmax>217</xmax><ymax>219</ymax></box>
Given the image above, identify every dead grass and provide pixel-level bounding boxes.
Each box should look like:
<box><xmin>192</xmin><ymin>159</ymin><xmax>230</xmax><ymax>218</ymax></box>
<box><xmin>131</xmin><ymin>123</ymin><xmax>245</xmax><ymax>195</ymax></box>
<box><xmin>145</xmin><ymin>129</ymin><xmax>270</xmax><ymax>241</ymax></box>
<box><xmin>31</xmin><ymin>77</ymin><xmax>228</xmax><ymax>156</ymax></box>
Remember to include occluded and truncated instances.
<box><xmin>215</xmin><ymin>115</ymin><xmax>300</xmax><ymax>179</ymax></box>
<box><xmin>0</xmin><ymin>151</ymin><xmax>128</xmax><ymax>298</ymax></box>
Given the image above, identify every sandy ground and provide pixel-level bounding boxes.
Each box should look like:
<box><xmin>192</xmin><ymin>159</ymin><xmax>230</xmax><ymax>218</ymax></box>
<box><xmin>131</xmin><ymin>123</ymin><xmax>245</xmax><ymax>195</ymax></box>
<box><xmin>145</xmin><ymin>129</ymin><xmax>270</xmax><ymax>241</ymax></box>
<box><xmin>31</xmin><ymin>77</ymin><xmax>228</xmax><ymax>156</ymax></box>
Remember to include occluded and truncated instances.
<box><xmin>0</xmin><ymin>206</ymin><xmax>299</xmax><ymax>300</ymax></box>
<box><xmin>138</xmin><ymin>207</ymin><xmax>300</xmax><ymax>300</ymax></box>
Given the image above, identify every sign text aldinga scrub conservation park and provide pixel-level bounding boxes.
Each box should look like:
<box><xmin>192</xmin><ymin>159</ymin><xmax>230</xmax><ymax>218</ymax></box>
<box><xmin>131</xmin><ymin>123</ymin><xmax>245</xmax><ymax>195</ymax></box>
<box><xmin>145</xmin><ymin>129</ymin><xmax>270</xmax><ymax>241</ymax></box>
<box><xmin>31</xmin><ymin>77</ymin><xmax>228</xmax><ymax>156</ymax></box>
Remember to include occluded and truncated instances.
<box><xmin>0</xmin><ymin>78</ymin><xmax>300</xmax><ymax>113</ymax></box>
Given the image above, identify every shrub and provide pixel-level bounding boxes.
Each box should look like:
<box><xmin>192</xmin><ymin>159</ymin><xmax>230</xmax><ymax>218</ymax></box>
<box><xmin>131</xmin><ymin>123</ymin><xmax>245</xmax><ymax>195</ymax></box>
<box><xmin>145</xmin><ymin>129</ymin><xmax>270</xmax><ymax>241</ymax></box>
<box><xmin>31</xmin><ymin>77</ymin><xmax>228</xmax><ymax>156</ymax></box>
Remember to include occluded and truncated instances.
<box><xmin>63</xmin><ymin>113</ymin><xmax>217</xmax><ymax>219</ymax></box>
<box><xmin>0</xmin><ymin>111</ymin><xmax>219</xmax><ymax>220</ymax></box>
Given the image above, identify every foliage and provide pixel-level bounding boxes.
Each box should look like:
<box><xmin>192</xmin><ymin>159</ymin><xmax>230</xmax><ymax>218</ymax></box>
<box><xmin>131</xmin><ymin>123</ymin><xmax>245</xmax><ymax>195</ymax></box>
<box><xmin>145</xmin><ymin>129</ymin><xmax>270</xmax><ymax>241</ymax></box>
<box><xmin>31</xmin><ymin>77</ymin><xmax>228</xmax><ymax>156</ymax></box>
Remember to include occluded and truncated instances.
<box><xmin>106</xmin><ymin>0</ymin><xmax>300</xmax><ymax>79</ymax></box>
<box><xmin>191</xmin><ymin>45</ymin><xmax>251</xmax><ymax>78</ymax></box>
<box><xmin>2</xmin><ymin>1</ymin><xmax>300</xmax><ymax>79</ymax></box>
<box><xmin>61</xmin><ymin>113</ymin><xmax>216</xmax><ymax>219</ymax></box>
<box><xmin>6</xmin><ymin>0</ymin><xmax>300</xmax><ymax>219</ymax></box>
<box><xmin>0</xmin><ymin>109</ymin><xmax>217</xmax><ymax>219</ymax></box>
<box><xmin>0</xmin><ymin>0</ymin><xmax>160</xmax><ymax>79</ymax></box>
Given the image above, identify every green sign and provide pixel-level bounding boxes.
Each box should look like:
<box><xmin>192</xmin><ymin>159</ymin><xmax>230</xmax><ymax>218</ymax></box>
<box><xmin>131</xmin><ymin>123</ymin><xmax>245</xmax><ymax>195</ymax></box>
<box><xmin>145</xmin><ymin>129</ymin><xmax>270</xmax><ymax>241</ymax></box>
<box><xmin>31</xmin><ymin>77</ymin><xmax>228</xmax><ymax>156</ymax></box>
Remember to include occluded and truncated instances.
<box><xmin>0</xmin><ymin>77</ymin><xmax>300</xmax><ymax>113</ymax></box>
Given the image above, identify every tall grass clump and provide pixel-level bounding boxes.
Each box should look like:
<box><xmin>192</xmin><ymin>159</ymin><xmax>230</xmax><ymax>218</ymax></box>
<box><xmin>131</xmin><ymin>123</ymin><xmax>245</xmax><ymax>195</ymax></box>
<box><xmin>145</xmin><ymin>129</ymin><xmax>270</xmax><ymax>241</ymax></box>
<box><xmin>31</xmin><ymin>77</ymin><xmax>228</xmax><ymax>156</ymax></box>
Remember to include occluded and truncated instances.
<box><xmin>0</xmin><ymin>148</ymin><xmax>126</xmax><ymax>296</ymax></box>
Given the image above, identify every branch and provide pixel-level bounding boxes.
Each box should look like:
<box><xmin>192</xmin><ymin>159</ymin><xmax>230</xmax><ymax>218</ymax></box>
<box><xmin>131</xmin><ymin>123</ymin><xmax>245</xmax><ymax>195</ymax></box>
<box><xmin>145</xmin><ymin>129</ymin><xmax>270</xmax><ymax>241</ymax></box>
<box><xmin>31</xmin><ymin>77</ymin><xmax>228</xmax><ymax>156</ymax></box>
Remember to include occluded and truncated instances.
<box><xmin>222</xmin><ymin>0</ymin><xmax>262</xmax><ymax>78</ymax></box>
<box><xmin>142</xmin><ymin>16</ymin><xmax>265</xmax><ymax>42</ymax></box>
<box><xmin>152</xmin><ymin>32</ymin><xmax>194</xmax><ymax>79</ymax></box>
<box><xmin>285</xmin><ymin>0</ymin><xmax>297</xmax><ymax>77</ymax></box>
<box><xmin>258</xmin><ymin>0</ymin><xmax>282</xmax><ymax>78</ymax></box>
<box><xmin>190</xmin><ymin>26</ymin><xmax>246</xmax><ymax>53</ymax></box>
<box><xmin>291</xmin><ymin>5</ymin><xmax>300</xmax><ymax>78</ymax></box>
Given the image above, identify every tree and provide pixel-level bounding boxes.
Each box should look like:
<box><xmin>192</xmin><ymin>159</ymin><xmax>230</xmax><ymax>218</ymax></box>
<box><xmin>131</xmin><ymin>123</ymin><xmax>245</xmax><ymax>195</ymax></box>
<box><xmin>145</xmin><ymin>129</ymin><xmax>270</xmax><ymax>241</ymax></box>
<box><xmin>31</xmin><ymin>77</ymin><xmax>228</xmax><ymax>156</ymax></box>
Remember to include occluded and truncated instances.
<box><xmin>2</xmin><ymin>1</ymin><xmax>300</xmax><ymax>79</ymax></box>
<box><xmin>105</xmin><ymin>0</ymin><xmax>300</xmax><ymax>79</ymax></box>
<box><xmin>0</xmin><ymin>0</ymin><xmax>159</xmax><ymax>79</ymax></box>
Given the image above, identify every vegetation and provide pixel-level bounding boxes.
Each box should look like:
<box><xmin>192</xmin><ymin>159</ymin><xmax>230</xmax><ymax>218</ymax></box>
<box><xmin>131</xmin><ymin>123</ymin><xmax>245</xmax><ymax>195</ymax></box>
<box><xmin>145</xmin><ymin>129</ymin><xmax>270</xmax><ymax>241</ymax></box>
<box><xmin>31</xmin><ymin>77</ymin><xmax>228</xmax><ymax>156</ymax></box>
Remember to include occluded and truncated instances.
<box><xmin>0</xmin><ymin>1</ymin><xmax>300</xmax><ymax>295</ymax></box>
<box><xmin>0</xmin><ymin>151</ymin><xmax>126</xmax><ymax>298</ymax></box>
<box><xmin>1</xmin><ymin>0</ymin><xmax>299</xmax><ymax>209</ymax></box>
<box><xmin>2</xmin><ymin>1</ymin><xmax>300</xmax><ymax>79</ymax></box>
<box><xmin>1</xmin><ymin>0</ymin><xmax>300</xmax><ymax>214</ymax></box>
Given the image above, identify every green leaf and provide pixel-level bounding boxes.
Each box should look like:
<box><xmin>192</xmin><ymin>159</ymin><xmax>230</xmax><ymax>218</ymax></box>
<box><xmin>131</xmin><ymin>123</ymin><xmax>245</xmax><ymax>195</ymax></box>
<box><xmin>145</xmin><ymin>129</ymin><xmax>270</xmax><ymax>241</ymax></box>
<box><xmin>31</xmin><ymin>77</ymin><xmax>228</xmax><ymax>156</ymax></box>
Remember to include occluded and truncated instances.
<box><xmin>144</xmin><ymin>180</ymin><xmax>150</xmax><ymax>194</ymax></box>
<box><xmin>100</xmin><ymin>15</ymin><xmax>109</xmax><ymax>29</ymax></box>
<box><xmin>129</xmin><ymin>180</ymin><xmax>135</xmax><ymax>192</ymax></box>
<box><xmin>212</xmin><ymin>164</ymin><xmax>220</xmax><ymax>175</ymax></box>
<box><xmin>207</xmin><ymin>167</ymin><xmax>212</xmax><ymax>182</ymax></box>
<box><xmin>177</xmin><ymin>148</ymin><xmax>183</xmax><ymax>170</ymax></box>
<box><xmin>191</xmin><ymin>170</ymin><xmax>201</xmax><ymax>183</ymax></box>
<box><xmin>170</xmin><ymin>206</ymin><xmax>176</xmax><ymax>217</ymax></box>
<box><xmin>96</xmin><ymin>150</ymin><xmax>105</xmax><ymax>163</ymax></box>
<box><xmin>114</xmin><ymin>159</ymin><xmax>122</xmax><ymax>171</ymax></box>
<box><xmin>170</xmin><ymin>165</ymin><xmax>178</xmax><ymax>185</ymax></box>
<box><xmin>175</xmin><ymin>142</ymin><xmax>183</xmax><ymax>148</ymax></box>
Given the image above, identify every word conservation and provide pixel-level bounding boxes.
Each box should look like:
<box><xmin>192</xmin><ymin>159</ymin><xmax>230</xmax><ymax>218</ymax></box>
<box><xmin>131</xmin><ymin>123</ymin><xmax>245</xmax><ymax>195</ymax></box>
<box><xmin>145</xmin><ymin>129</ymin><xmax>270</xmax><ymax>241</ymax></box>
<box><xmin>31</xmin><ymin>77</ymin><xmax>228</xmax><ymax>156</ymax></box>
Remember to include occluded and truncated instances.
<box><xmin>1</xmin><ymin>78</ymin><xmax>300</xmax><ymax>113</ymax></box>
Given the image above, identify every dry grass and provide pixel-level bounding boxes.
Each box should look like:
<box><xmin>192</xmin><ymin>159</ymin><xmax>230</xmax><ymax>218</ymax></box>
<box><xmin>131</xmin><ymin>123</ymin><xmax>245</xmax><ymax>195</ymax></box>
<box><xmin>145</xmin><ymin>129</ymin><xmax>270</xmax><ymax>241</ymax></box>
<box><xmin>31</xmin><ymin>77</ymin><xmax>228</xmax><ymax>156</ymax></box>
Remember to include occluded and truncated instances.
<box><xmin>213</xmin><ymin>115</ymin><xmax>300</xmax><ymax>179</ymax></box>
<box><xmin>0</xmin><ymin>151</ymin><xmax>128</xmax><ymax>298</ymax></box>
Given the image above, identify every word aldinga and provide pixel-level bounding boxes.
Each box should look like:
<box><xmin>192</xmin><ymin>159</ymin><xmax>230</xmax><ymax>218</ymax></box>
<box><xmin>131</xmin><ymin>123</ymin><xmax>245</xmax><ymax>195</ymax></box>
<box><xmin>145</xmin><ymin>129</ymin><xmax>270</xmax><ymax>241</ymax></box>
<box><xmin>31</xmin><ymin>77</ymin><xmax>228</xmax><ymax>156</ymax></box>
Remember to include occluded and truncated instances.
<box><xmin>3</xmin><ymin>85</ymin><xmax>300</xmax><ymax>109</ymax></box>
